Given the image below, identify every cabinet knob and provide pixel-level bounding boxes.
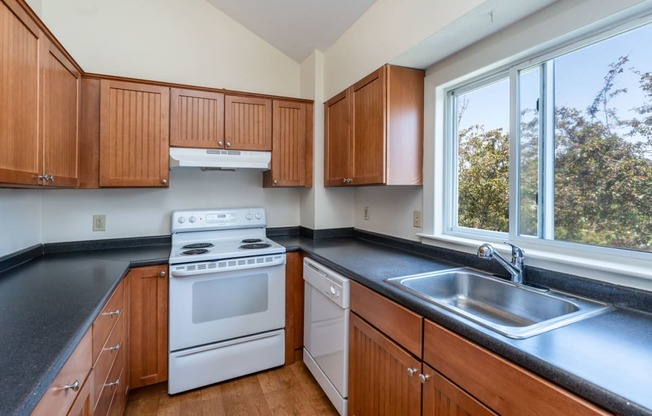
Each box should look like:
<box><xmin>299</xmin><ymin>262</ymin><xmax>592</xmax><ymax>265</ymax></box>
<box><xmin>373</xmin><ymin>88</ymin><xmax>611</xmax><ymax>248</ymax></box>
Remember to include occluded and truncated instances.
<box><xmin>273</xmin><ymin>179</ymin><xmax>278</xmax><ymax>185</ymax></box>
<box><xmin>48</xmin><ymin>175</ymin><xmax>55</xmax><ymax>182</ymax></box>
<box><xmin>407</xmin><ymin>368</ymin><xmax>418</xmax><ymax>376</ymax></box>
<box><xmin>342</xmin><ymin>178</ymin><xmax>347</xmax><ymax>184</ymax></box>
<box><xmin>63</xmin><ymin>379</ymin><xmax>81</xmax><ymax>392</ymax></box>
<box><xmin>161</xmin><ymin>179</ymin><xmax>168</xmax><ymax>185</ymax></box>
<box><xmin>419</xmin><ymin>374</ymin><xmax>430</xmax><ymax>383</ymax></box>
<box><xmin>218</xmin><ymin>141</ymin><xmax>224</xmax><ymax>146</ymax></box>
<box><xmin>226</xmin><ymin>142</ymin><xmax>231</xmax><ymax>147</ymax></box>
<box><xmin>160</xmin><ymin>271</ymin><xmax>166</xmax><ymax>278</ymax></box>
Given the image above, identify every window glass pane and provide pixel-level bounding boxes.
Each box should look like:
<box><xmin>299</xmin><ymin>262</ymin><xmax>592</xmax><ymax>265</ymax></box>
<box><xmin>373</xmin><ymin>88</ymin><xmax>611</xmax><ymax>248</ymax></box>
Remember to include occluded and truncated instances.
<box><xmin>553</xmin><ymin>24</ymin><xmax>652</xmax><ymax>252</ymax></box>
<box><xmin>455</xmin><ymin>78</ymin><xmax>510</xmax><ymax>232</ymax></box>
<box><xmin>519</xmin><ymin>67</ymin><xmax>540</xmax><ymax>237</ymax></box>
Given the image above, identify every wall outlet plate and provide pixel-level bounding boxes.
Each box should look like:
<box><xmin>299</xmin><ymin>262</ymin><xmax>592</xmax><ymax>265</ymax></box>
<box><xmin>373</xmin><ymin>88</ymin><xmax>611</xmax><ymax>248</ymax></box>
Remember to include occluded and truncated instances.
<box><xmin>93</xmin><ymin>215</ymin><xmax>106</xmax><ymax>231</ymax></box>
<box><xmin>413</xmin><ymin>210</ymin><xmax>422</xmax><ymax>228</ymax></box>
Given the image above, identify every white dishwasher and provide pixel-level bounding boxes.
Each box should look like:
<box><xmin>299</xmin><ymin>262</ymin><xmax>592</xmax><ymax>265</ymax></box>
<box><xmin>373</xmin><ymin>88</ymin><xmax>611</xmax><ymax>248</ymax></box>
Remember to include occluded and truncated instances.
<box><xmin>303</xmin><ymin>257</ymin><xmax>350</xmax><ymax>416</ymax></box>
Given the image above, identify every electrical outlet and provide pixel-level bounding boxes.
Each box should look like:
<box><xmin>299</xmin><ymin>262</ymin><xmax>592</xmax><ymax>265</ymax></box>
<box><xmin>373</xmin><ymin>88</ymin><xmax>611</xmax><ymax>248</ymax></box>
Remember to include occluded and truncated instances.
<box><xmin>413</xmin><ymin>210</ymin><xmax>422</xmax><ymax>228</ymax></box>
<box><xmin>364</xmin><ymin>206</ymin><xmax>370</xmax><ymax>221</ymax></box>
<box><xmin>93</xmin><ymin>215</ymin><xmax>106</xmax><ymax>231</ymax></box>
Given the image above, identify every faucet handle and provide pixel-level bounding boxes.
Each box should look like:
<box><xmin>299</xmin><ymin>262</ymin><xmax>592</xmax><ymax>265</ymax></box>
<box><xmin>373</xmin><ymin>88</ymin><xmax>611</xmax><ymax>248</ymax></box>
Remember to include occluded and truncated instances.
<box><xmin>504</xmin><ymin>242</ymin><xmax>524</xmax><ymax>261</ymax></box>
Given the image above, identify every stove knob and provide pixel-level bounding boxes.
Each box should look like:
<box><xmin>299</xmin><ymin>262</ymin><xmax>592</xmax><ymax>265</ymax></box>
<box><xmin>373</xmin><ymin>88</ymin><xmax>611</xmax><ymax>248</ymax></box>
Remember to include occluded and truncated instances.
<box><xmin>189</xmin><ymin>216</ymin><xmax>197</xmax><ymax>223</ymax></box>
<box><xmin>246</xmin><ymin>213</ymin><xmax>253</xmax><ymax>220</ymax></box>
<box><xmin>255</xmin><ymin>213</ymin><xmax>262</xmax><ymax>220</ymax></box>
<box><xmin>177</xmin><ymin>216</ymin><xmax>186</xmax><ymax>224</ymax></box>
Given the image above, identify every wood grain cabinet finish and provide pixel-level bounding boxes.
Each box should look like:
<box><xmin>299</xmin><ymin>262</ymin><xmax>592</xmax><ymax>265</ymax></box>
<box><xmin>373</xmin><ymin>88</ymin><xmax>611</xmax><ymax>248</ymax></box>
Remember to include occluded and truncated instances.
<box><xmin>349</xmin><ymin>312</ymin><xmax>422</xmax><ymax>416</ymax></box>
<box><xmin>128</xmin><ymin>265</ymin><xmax>168</xmax><ymax>389</ymax></box>
<box><xmin>224</xmin><ymin>94</ymin><xmax>272</xmax><ymax>150</ymax></box>
<box><xmin>324</xmin><ymin>64</ymin><xmax>424</xmax><ymax>187</ymax></box>
<box><xmin>170</xmin><ymin>87</ymin><xmax>224</xmax><ymax>149</ymax></box>
<box><xmin>422</xmin><ymin>364</ymin><xmax>497</xmax><ymax>416</ymax></box>
<box><xmin>284</xmin><ymin>251</ymin><xmax>305</xmax><ymax>364</ymax></box>
<box><xmin>423</xmin><ymin>320</ymin><xmax>611</xmax><ymax>416</ymax></box>
<box><xmin>99</xmin><ymin>80</ymin><xmax>169</xmax><ymax>187</ymax></box>
<box><xmin>263</xmin><ymin>100</ymin><xmax>313</xmax><ymax>187</ymax></box>
<box><xmin>32</xmin><ymin>330</ymin><xmax>92</xmax><ymax>416</ymax></box>
<box><xmin>42</xmin><ymin>39</ymin><xmax>80</xmax><ymax>187</ymax></box>
<box><xmin>0</xmin><ymin>0</ymin><xmax>79</xmax><ymax>187</ymax></box>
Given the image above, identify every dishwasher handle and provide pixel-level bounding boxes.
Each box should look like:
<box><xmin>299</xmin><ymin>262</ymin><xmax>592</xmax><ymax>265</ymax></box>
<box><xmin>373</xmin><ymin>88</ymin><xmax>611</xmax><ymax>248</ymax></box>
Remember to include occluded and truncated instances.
<box><xmin>303</xmin><ymin>258</ymin><xmax>350</xmax><ymax>309</ymax></box>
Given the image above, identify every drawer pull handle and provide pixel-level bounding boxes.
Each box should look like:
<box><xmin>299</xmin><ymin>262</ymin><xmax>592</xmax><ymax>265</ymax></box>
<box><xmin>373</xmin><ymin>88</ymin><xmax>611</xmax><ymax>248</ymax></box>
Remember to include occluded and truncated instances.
<box><xmin>103</xmin><ymin>344</ymin><xmax>120</xmax><ymax>352</ymax></box>
<box><xmin>105</xmin><ymin>379</ymin><xmax>120</xmax><ymax>388</ymax></box>
<box><xmin>407</xmin><ymin>368</ymin><xmax>418</xmax><ymax>376</ymax></box>
<box><xmin>419</xmin><ymin>374</ymin><xmax>430</xmax><ymax>383</ymax></box>
<box><xmin>63</xmin><ymin>379</ymin><xmax>81</xmax><ymax>392</ymax></box>
<box><xmin>101</xmin><ymin>309</ymin><xmax>121</xmax><ymax>317</ymax></box>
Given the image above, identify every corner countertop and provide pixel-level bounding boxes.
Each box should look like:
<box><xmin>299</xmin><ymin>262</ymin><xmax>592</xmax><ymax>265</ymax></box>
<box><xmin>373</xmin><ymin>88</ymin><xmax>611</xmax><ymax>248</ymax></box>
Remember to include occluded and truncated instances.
<box><xmin>0</xmin><ymin>244</ymin><xmax>170</xmax><ymax>416</ymax></box>
<box><xmin>273</xmin><ymin>235</ymin><xmax>652</xmax><ymax>416</ymax></box>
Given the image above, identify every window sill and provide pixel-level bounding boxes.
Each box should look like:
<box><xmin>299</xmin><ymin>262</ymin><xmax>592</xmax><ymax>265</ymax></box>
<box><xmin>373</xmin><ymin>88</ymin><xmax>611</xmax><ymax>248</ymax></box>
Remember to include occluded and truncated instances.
<box><xmin>417</xmin><ymin>233</ymin><xmax>652</xmax><ymax>293</ymax></box>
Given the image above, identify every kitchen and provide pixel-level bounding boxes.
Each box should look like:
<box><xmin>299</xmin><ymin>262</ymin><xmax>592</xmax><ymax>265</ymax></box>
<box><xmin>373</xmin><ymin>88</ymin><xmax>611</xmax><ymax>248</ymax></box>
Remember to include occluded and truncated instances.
<box><xmin>1</xmin><ymin>0</ymin><xmax>652</xmax><ymax>415</ymax></box>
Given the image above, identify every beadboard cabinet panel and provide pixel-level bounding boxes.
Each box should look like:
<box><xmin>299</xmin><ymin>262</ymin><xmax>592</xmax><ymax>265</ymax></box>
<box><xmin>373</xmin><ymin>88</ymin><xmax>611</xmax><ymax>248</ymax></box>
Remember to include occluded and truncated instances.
<box><xmin>170</xmin><ymin>88</ymin><xmax>224</xmax><ymax>149</ymax></box>
<box><xmin>224</xmin><ymin>95</ymin><xmax>272</xmax><ymax>151</ymax></box>
<box><xmin>99</xmin><ymin>80</ymin><xmax>169</xmax><ymax>187</ymax></box>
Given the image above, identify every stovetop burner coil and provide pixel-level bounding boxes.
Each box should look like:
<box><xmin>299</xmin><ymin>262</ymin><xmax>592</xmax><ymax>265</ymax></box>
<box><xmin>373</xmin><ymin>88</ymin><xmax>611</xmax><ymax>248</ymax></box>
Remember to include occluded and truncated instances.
<box><xmin>182</xmin><ymin>248</ymin><xmax>210</xmax><ymax>255</ymax></box>
<box><xmin>239</xmin><ymin>243</ymin><xmax>271</xmax><ymax>249</ymax></box>
<box><xmin>182</xmin><ymin>243</ymin><xmax>215</xmax><ymax>249</ymax></box>
<box><xmin>241</xmin><ymin>238</ymin><xmax>263</xmax><ymax>244</ymax></box>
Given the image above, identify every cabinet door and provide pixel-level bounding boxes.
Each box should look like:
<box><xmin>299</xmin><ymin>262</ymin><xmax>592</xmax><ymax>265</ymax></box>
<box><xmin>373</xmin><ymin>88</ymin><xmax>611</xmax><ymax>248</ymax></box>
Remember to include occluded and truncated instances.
<box><xmin>284</xmin><ymin>251</ymin><xmax>304</xmax><ymax>364</ymax></box>
<box><xmin>349</xmin><ymin>313</ymin><xmax>421</xmax><ymax>416</ymax></box>
<box><xmin>224</xmin><ymin>95</ymin><xmax>272</xmax><ymax>150</ymax></box>
<box><xmin>170</xmin><ymin>88</ymin><xmax>224</xmax><ymax>149</ymax></box>
<box><xmin>324</xmin><ymin>90</ymin><xmax>351</xmax><ymax>186</ymax></box>
<box><xmin>422</xmin><ymin>364</ymin><xmax>497</xmax><ymax>416</ymax></box>
<box><xmin>128</xmin><ymin>265</ymin><xmax>168</xmax><ymax>389</ymax></box>
<box><xmin>99</xmin><ymin>80</ymin><xmax>169</xmax><ymax>187</ymax></box>
<box><xmin>351</xmin><ymin>67</ymin><xmax>386</xmax><ymax>185</ymax></box>
<box><xmin>266</xmin><ymin>100</ymin><xmax>307</xmax><ymax>187</ymax></box>
<box><xmin>0</xmin><ymin>0</ymin><xmax>42</xmax><ymax>185</ymax></box>
<box><xmin>42</xmin><ymin>40</ymin><xmax>80</xmax><ymax>187</ymax></box>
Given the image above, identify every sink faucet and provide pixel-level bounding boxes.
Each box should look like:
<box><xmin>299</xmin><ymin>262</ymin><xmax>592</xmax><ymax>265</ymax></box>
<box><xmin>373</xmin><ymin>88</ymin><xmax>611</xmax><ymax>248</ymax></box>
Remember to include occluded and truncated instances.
<box><xmin>477</xmin><ymin>243</ymin><xmax>524</xmax><ymax>284</ymax></box>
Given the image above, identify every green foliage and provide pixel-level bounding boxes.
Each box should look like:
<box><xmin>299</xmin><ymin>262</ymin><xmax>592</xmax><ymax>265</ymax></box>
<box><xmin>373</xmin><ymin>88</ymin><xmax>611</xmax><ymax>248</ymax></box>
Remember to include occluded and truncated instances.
<box><xmin>457</xmin><ymin>57</ymin><xmax>652</xmax><ymax>252</ymax></box>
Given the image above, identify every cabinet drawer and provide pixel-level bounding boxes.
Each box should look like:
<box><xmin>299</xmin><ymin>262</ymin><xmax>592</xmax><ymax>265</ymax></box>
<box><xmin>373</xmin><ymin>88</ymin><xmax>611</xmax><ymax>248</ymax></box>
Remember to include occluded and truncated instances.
<box><xmin>31</xmin><ymin>330</ymin><xmax>92</xmax><ymax>416</ymax></box>
<box><xmin>93</xmin><ymin>281</ymin><xmax>124</xmax><ymax>364</ymax></box>
<box><xmin>423</xmin><ymin>320</ymin><xmax>611</xmax><ymax>416</ymax></box>
<box><xmin>93</xmin><ymin>311</ymin><xmax>125</xmax><ymax>408</ymax></box>
<box><xmin>94</xmin><ymin>340</ymin><xmax>125</xmax><ymax>416</ymax></box>
<box><xmin>350</xmin><ymin>281</ymin><xmax>422</xmax><ymax>357</ymax></box>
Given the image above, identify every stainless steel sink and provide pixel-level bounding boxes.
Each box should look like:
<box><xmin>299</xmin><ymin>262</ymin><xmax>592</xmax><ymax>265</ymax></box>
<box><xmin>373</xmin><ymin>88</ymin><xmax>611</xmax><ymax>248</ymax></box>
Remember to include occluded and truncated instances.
<box><xmin>385</xmin><ymin>268</ymin><xmax>611</xmax><ymax>339</ymax></box>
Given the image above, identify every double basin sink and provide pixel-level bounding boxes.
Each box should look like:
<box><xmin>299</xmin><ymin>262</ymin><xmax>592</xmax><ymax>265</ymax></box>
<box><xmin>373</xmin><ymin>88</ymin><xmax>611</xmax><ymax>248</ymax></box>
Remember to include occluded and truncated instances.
<box><xmin>386</xmin><ymin>268</ymin><xmax>611</xmax><ymax>339</ymax></box>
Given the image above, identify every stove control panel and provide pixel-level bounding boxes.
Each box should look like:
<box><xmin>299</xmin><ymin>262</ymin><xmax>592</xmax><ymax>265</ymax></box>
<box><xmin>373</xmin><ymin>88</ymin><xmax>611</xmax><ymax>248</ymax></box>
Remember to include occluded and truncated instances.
<box><xmin>172</xmin><ymin>207</ymin><xmax>267</xmax><ymax>232</ymax></box>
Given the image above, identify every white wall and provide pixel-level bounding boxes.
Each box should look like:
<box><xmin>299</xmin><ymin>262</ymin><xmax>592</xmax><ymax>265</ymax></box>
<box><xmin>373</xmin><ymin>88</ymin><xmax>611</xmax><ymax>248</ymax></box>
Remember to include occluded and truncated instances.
<box><xmin>40</xmin><ymin>0</ymin><xmax>300</xmax><ymax>97</ymax></box>
<box><xmin>0</xmin><ymin>190</ymin><xmax>41</xmax><ymax>256</ymax></box>
<box><xmin>354</xmin><ymin>187</ymin><xmax>423</xmax><ymax>241</ymax></box>
<box><xmin>40</xmin><ymin>169</ymin><xmax>299</xmax><ymax>243</ymax></box>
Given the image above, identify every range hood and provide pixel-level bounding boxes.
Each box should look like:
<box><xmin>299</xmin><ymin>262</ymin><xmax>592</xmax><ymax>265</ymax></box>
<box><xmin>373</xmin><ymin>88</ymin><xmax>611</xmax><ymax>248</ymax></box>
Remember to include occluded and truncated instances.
<box><xmin>169</xmin><ymin>147</ymin><xmax>271</xmax><ymax>170</ymax></box>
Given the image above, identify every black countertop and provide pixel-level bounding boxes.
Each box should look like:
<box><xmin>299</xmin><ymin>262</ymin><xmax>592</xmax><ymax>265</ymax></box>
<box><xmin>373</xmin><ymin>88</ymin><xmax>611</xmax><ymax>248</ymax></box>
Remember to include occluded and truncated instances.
<box><xmin>0</xmin><ymin>244</ymin><xmax>170</xmax><ymax>416</ymax></box>
<box><xmin>2</xmin><ymin>235</ymin><xmax>651</xmax><ymax>416</ymax></box>
<box><xmin>274</xmin><ymin>235</ymin><xmax>652</xmax><ymax>416</ymax></box>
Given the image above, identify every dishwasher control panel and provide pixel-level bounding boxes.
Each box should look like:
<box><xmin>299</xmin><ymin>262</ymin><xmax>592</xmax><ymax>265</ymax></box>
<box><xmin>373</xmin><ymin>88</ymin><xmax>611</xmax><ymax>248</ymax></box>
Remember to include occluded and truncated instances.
<box><xmin>303</xmin><ymin>257</ymin><xmax>350</xmax><ymax>309</ymax></box>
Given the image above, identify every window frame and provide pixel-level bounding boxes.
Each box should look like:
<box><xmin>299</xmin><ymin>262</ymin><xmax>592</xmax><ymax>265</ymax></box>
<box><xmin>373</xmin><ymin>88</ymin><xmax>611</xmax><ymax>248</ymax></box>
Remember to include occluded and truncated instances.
<box><xmin>440</xmin><ymin>15</ymin><xmax>652</xmax><ymax>264</ymax></box>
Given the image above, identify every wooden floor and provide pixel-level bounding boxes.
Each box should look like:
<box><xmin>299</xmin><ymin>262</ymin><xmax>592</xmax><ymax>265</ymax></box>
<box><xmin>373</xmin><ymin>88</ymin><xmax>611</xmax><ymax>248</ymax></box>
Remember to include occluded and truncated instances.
<box><xmin>124</xmin><ymin>362</ymin><xmax>339</xmax><ymax>416</ymax></box>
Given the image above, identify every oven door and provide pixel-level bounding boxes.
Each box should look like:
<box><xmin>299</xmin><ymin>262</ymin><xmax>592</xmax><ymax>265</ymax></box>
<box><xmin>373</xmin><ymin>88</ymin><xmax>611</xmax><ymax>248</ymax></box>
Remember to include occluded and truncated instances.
<box><xmin>169</xmin><ymin>254</ymin><xmax>286</xmax><ymax>352</ymax></box>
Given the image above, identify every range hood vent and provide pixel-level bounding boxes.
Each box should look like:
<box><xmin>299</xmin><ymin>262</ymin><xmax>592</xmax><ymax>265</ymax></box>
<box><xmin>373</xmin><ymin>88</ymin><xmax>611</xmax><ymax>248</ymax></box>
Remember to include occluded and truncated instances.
<box><xmin>169</xmin><ymin>147</ymin><xmax>271</xmax><ymax>170</ymax></box>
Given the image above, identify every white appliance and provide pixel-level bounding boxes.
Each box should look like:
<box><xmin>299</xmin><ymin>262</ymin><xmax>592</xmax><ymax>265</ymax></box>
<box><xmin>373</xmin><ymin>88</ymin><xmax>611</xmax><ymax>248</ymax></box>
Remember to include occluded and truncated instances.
<box><xmin>303</xmin><ymin>257</ymin><xmax>350</xmax><ymax>416</ymax></box>
<box><xmin>168</xmin><ymin>207</ymin><xmax>286</xmax><ymax>394</ymax></box>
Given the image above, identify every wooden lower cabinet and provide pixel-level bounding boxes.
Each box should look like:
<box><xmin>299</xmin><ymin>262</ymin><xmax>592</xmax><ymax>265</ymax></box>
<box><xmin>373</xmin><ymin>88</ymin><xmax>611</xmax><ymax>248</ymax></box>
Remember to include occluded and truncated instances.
<box><xmin>284</xmin><ymin>251</ymin><xmax>305</xmax><ymax>364</ymax></box>
<box><xmin>349</xmin><ymin>312</ymin><xmax>421</xmax><ymax>416</ymax></box>
<box><xmin>67</xmin><ymin>375</ymin><xmax>93</xmax><ymax>416</ymax></box>
<box><xmin>128</xmin><ymin>264</ymin><xmax>169</xmax><ymax>389</ymax></box>
<box><xmin>422</xmin><ymin>365</ymin><xmax>496</xmax><ymax>416</ymax></box>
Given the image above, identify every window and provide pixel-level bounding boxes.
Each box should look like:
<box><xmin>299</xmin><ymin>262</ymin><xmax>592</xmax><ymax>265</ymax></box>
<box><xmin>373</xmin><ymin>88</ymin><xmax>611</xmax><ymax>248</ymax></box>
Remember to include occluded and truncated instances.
<box><xmin>446</xmin><ymin>21</ymin><xmax>652</xmax><ymax>255</ymax></box>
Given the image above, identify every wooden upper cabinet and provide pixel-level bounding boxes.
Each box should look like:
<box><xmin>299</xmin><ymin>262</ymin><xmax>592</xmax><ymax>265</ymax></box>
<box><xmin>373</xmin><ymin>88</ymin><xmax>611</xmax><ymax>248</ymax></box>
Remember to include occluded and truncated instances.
<box><xmin>324</xmin><ymin>64</ymin><xmax>424</xmax><ymax>187</ymax></box>
<box><xmin>352</xmin><ymin>68</ymin><xmax>386</xmax><ymax>185</ymax></box>
<box><xmin>170</xmin><ymin>87</ymin><xmax>224</xmax><ymax>149</ymax></box>
<box><xmin>0</xmin><ymin>0</ymin><xmax>42</xmax><ymax>185</ymax></box>
<box><xmin>224</xmin><ymin>95</ymin><xmax>272</xmax><ymax>151</ymax></box>
<box><xmin>324</xmin><ymin>90</ymin><xmax>352</xmax><ymax>186</ymax></box>
<box><xmin>99</xmin><ymin>80</ymin><xmax>170</xmax><ymax>187</ymax></box>
<box><xmin>263</xmin><ymin>100</ymin><xmax>313</xmax><ymax>187</ymax></box>
<box><xmin>42</xmin><ymin>39</ymin><xmax>80</xmax><ymax>187</ymax></box>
